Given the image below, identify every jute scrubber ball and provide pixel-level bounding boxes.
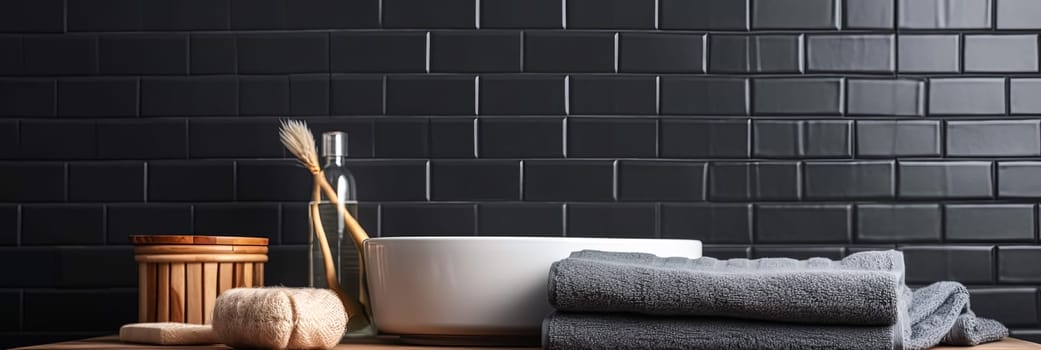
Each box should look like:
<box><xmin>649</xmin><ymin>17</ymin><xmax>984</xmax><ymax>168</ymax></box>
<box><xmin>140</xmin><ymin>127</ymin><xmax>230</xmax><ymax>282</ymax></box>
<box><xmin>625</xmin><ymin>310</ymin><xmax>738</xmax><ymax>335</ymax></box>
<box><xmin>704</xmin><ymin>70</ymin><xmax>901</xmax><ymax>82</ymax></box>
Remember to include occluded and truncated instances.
<box><xmin>212</xmin><ymin>288</ymin><xmax>347</xmax><ymax>349</ymax></box>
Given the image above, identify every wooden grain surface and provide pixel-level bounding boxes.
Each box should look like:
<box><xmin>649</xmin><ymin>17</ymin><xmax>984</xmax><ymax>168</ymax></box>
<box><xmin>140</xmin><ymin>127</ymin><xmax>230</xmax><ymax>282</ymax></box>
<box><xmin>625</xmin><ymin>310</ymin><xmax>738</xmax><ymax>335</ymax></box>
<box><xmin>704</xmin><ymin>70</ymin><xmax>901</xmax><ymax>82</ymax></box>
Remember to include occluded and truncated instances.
<box><xmin>130</xmin><ymin>235</ymin><xmax>268</xmax><ymax>246</ymax></box>
<box><xmin>11</xmin><ymin>335</ymin><xmax>1041</xmax><ymax>350</ymax></box>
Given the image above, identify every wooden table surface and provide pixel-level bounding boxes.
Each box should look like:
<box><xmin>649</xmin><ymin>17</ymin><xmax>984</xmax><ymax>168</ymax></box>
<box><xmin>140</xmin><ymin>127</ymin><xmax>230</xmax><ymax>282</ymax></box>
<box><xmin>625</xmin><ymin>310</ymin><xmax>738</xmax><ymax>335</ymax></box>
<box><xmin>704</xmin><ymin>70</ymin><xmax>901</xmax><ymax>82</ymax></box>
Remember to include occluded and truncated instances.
<box><xmin>11</xmin><ymin>335</ymin><xmax>1041</xmax><ymax>350</ymax></box>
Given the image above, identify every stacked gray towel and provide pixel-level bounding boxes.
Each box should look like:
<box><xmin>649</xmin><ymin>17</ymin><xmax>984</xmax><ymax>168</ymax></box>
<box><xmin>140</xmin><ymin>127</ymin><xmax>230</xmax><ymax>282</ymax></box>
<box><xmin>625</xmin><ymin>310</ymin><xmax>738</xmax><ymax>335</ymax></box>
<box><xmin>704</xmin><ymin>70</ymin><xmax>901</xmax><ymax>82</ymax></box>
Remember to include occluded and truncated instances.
<box><xmin>543</xmin><ymin>250</ymin><xmax>1008</xmax><ymax>350</ymax></box>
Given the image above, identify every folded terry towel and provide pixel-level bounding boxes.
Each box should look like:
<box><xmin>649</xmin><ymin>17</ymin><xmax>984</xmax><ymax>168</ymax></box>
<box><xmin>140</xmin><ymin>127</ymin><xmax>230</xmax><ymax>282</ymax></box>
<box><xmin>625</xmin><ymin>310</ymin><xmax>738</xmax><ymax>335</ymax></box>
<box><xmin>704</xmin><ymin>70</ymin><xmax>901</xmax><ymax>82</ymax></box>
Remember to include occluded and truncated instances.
<box><xmin>549</xmin><ymin>250</ymin><xmax>905</xmax><ymax>325</ymax></box>
<box><xmin>543</xmin><ymin>251</ymin><xmax>1009</xmax><ymax>350</ymax></box>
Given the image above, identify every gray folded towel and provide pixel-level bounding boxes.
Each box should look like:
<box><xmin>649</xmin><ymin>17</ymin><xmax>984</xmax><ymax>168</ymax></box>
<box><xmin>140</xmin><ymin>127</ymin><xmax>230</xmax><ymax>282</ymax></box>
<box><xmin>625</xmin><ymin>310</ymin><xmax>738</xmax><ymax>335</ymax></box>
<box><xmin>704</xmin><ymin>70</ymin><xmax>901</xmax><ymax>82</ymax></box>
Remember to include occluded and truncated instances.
<box><xmin>543</xmin><ymin>251</ymin><xmax>1008</xmax><ymax>350</ymax></box>
<box><xmin>549</xmin><ymin>250</ymin><xmax>906</xmax><ymax>325</ymax></box>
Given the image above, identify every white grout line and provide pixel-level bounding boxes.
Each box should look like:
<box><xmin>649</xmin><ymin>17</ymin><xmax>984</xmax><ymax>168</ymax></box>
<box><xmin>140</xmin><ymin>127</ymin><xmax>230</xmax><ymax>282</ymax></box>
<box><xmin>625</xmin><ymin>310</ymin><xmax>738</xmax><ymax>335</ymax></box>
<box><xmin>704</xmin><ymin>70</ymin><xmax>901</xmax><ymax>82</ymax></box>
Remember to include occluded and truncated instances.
<box><xmin>654</xmin><ymin>0</ymin><xmax>660</xmax><ymax>29</ymax></box>
<box><xmin>564</xmin><ymin>75</ymin><xmax>571</xmax><ymax>116</ymax></box>
<box><xmin>475</xmin><ymin>0</ymin><xmax>481</xmax><ymax>29</ymax></box>
<box><xmin>425</xmin><ymin>160</ymin><xmax>431</xmax><ymax>201</ymax></box>
<box><xmin>561</xmin><ymin>203</ymin><xmax>568</xmax><ymax>237</ymax></box>
<box><xmin>611</xmin><ymin>159</ymin><xmax>619</xmax><ymax>201</ymax></box>
<box><xmin>701</xmin><ymin>34</ymin><xmax>708</xmax><ymax>73</ymax></box>
<box><xmin>474</xmin><ymin>76</ymin><xmax>480</xmax><ymax>115</ymax></box>
<box><xmin>561</xmin><ymin>0</ymin><xmax>567</xmax><ymax>29</ymax></box>
<box><xmin>519</xmin><ymin>160</ymin><xmax>525</xmax><ymax>200</ymax></box>
<box><xmin>655</xmin><ymin>76</ymin><xmax>661</xmax><ymax>116</ymax></box>
<box><xmin>561</xmin><ymin>117</ymin><xmax>568</xmax><ymax>158</ymax></box>
<box><xmin>613</xmin><ymin>33</ymin><xmax>620</xmax><ymax>73</ymax></box>
<box><xmin>473</xmin><ymin>118</ymin><xmax>479</xmax><ymax>158</ymax></box>
<box><xmin>425</xmin><ymin>32</ymin><xmax>431</xmax><ymax>73</ymax></box>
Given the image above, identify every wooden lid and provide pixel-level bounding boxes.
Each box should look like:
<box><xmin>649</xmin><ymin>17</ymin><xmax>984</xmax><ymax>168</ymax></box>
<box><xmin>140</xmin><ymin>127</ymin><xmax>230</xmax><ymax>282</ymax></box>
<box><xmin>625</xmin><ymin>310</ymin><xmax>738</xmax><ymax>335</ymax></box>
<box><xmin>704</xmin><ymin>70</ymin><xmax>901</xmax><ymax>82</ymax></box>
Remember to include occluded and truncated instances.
<box><xmin>130</xmin><ymin>235</ymin><xmax>269</xmax><ymax>246</ymax></box>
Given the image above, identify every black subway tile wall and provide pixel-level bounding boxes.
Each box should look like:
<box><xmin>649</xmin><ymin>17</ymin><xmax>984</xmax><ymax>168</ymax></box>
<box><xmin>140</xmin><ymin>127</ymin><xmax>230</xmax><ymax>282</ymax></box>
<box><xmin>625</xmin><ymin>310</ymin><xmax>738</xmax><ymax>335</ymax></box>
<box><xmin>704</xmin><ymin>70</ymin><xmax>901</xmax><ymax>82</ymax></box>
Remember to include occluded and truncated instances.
<box><xmin>4</xmin><ymin>0</ymin><xmax>1041</xmax><ymax>346</ymax></box>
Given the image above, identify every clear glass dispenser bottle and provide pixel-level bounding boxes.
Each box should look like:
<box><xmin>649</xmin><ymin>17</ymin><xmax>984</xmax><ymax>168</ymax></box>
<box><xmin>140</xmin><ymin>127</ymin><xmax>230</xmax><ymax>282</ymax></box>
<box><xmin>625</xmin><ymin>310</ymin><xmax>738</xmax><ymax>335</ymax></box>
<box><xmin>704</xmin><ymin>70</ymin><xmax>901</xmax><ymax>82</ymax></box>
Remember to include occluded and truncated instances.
<box><xmin>309</xmin><ymin>131</ymin><xmax>375</xmax><ymax>336</ymax></box>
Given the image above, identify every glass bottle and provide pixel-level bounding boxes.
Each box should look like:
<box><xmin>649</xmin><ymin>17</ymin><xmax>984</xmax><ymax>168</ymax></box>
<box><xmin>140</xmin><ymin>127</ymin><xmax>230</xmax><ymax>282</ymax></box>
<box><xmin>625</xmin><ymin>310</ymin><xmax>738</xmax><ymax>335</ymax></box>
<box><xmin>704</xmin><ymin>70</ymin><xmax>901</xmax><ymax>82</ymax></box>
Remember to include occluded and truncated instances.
<box><xmin>308</xmin><ymin>131</ymin><xmax>376</xmax><ymax>337</ymax></box>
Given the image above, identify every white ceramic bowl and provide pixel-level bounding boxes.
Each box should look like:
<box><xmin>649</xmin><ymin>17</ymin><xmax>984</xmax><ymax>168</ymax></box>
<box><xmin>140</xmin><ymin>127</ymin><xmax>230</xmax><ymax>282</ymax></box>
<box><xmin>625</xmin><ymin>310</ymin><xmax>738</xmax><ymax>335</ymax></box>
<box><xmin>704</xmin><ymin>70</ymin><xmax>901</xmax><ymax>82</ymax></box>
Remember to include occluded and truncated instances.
<box><xmin>363</xmin><ymin>236</ymin><xmax>701</xmax><ymax>342</ymax></box>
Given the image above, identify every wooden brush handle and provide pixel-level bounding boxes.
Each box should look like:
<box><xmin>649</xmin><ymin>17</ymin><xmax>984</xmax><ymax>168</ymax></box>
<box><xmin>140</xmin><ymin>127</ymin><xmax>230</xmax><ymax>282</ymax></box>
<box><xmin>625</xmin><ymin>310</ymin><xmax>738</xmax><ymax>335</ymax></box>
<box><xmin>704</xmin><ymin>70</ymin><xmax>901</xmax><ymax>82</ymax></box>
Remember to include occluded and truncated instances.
<box><xmin>314</xmin><ymin>175</ymin><xmax>370</xmax><ymax>249</ymax></box>
<box><xmin>309</xmin><ymin>190</ymin><xmax>370</xmax><ymax>331</ymax></box>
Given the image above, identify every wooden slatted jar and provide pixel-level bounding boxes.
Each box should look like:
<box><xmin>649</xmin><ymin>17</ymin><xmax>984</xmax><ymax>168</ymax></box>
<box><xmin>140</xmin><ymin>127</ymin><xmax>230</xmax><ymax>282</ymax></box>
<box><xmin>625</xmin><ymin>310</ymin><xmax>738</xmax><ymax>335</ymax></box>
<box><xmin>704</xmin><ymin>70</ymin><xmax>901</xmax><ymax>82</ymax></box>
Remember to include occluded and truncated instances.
<box><xmin>131</xmin><ymin>235</ymin><xmax>268</xmax><ymax>324</ymax></box>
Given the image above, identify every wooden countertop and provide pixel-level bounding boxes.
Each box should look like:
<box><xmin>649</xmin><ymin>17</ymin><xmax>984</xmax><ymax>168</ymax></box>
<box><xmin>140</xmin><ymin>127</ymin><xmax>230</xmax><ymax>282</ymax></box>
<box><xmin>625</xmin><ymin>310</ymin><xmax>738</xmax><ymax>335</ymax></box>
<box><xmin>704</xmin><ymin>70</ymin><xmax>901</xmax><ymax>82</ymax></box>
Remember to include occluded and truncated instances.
<box><xmin>11</xmin><ymin>335</ymin><xmax>1041</xmax><ymax>349</ymax></box>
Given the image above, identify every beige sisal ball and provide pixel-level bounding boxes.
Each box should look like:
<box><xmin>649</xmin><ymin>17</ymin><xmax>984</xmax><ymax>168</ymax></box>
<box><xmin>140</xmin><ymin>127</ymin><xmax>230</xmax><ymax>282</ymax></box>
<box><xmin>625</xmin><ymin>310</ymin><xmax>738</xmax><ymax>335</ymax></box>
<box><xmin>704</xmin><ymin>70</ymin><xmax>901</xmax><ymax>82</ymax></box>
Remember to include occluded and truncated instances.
<box><xmin>212</xmin><ymin>287</ymin><xmax>347</xmax><ymax>350</ymax></box>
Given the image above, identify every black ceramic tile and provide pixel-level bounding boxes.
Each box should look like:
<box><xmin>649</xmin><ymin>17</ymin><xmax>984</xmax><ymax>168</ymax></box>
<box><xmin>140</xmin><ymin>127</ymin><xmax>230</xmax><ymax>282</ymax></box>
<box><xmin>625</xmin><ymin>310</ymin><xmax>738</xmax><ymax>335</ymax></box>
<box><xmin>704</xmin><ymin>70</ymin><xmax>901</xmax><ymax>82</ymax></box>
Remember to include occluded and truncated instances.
<box><xmin>345</xmin><ymin>160</ymin><xmax>428</xmax><ymax>201</ymax></box>
<box><xmin>661</xmin><ymin>204</ymin><xmax>751</xmax><ymax>243</ymax></box>
<box><xmin>480</xmin><ymin>0</ymin><xmax>562</xmax><ymax>28</ymax></box>
<box><xmin>381</xmin><ymin>203</ymin><xmax>477</xmax><ymax>236</ymax></box>
<box><xmin>0</xmin><ymin>290</ymin><xmax>17</xmax><ymax>330</ymax></box>
<box><xmin>97</xmin><ymin>119</ymin><xmax>186</xmax><ymax>160</ymax></box>
<box><xmin>753</xmin><ymin>120</ymin><xmax>852</xmax><ymax>158</ymax></box>
<box><xmin>67</xmin><ymin>0</ymin><xmax>142</xmax><ymax>31</ymax></box>
<box><xmin>709</xmin><ymin>34</ymin><xmax>803</xmax><ymax>73</ymax></box>
<box><xmin>856</xmin><ymin>204</ymin><xmax>942</xmax><ymax>243</ymax></box>
<box><xmin>619</xmin><ymin>33</ymin><xmax>705</xmax><ymax>73</ymax></box>
<box><xmin>998</xmin><ymin>0</ymin><xmax>1041</xmax><ymax>28</ymax></box>
<box><xmin>899</xmin><ymin>161</ymin><xmax>994</xmax><ymax>199</ymax></box>
<box><xmin>22</xmin><ymin>36</ymin><xmax>98</xmax><ymax>75</ymax></box>
<box><xmin>618</xmin><ymin>160</ymin><xmax>707</xmax><ymax>201</ymax></box>
<box><xmin>148</xmin><ymin>160</ymin><xmax>235</xmax><ymax>202</ymax></box>
<box><xmin>946</xmin><ymin>204</ymin><xmax>1035</xmax><ymax>242</ymax></box>
<box><xmin>929</xmin><ymin>78</ymin><xmax>1006</xmax><ymax>115</ymax></box>
<box><xmin>753</xmin><ymin>78</ymin><xmax>842</xmax><ymax>115</ymax></box>
<box><xmin>1011</xmin><ymin>79</ymin><xmax>1041</xmax><ymax>114</ymax></box>
<box><xmin>524</xmin><ymin>160</ymin><xmax>614</xmax><ymax>201</ymax></box>
<box><xmin>0</xmin><ymin>163</ymin><xmax>65</xmax><ymax>202</ymax></box>
<box><xmin>752</xmin><ymin>246</ymin><xmax>846</xmax><ymax>260</ymax></box>
<box><xmin>567</xmin><ymin>0</ymin><xmax>655</xmax><ymax>28</ymax></box>
<box><xmin>289</xmin><ymin>75</ymin><xmax>329</xmax><ymax>116</ymax></box>
<box><xmin>141</xmin><ymin>77</ymin><xmax>238</xmax><ymax>116</ymax></box>
<box><xmin>567</xmin><ymin>118</ymin><xmax>657</xmax><ymax>158</ymax></box>
<box><xmin>702</xmin><ymin>245</ymin><xmax>752</xmax><ymax>259</ymax></box>
<box><xmin>281</xmin><ymin>202</ymin><xmax>379</xmax><ymax>242</ymax></box>
<box><xmin>230</xmin><ymin>0</ymin><xmax>285</xmax><ymax>29</ymax></box>
<box><xmin>430</xmin><ymin>118</ymin><xmax>476</xmax><ymax>158</ymax></box>
<box><xmin>947</xmin><ymin>120</ymin><xmax>1041</xmax><ymax>157</ymax></box>
<box><xmin>19</xmin><ymin>120</ymin><xmax>96</xmax><ymax>160</ymax></box>
<box><xmin>709</xmin><ymin>161</ymin><xmax>800</xmax><ymax>201</ymax></box>
<box><xmin>286</xmin><ymin>0</ymin><xmax>379</xmax><ymax>29</ymax></box>
<box><xmin>57</xmin><ymin>78</ymin><xmax>138</xmax><ymax>118</ymax></box>
<box><xmin>0</xmin><ymin>247</ymin><xmax>61</xmax><ymax>287</ymax></box>
<box><xmin>265</xmin><ymin>245</ymin><xmax>308</xmax><ymax>286</ymax></box>
<box><xmin>806</xmin><ymin>35</ymin><xmax>894</xmax><ymax>72</ymax></box>
<box><xmin>660</xmin><ymin>77</ymin><xmax>749</xmax><ymax>115</ymax></box>
<box><xmin>383</xmin><ymin>0</ymin><xmax>476</xmax><ymax>28</ymax></box>
<box><xmin>0</xmin><ymin>0</ymin><xmax>64</xmax><ymax>32</ymax></box>
<box><xmin>0</xmin><ymin>205</ymin><xmax>15</xmax><ymax>246</ymax></box>
<box><xmin>755</xmin><ymin>204</ymin><xmax>852</xmax><ymax>243</ymax></box>
<box><xmin>21</xmin><ymin>205</ymin><xmax>104</xmax><ymax>245</ymax></box>
<box><xmin>0</xmin><ymin>79</ymin><xmax>55</xmax><ymax>117</ymax></box>
<box><xmin>897</xmin><ymin>35</ymin><xmax>960</xmax><ymax>73</ymax></box>
<box><xmin>195</xmin><ymin>203</ymin><xmax>280</xmax><ymax>243</ymax></box>
<box><xmin>998</xmin><ymin>162</ymin><xmax>1041</xmax><ymax>198</ymax></box>
<box><xmin>0</xmin><ymin>120</ymin><xmax>15</xmax><ymax>160</ymax></box>
<box><xmin>52</xmin><ymin>247</ymin><xmax>137</xmax><ymax>288</ymax></box>
<box><xmin>857</xmin><ymin>120</ymin><xmax>941</xmax><ymax>158</ymax></box>
<box><xmin>752</xmin><ymin>0</ymin><xmax>838</xmax><ymax>29</ymax></box>
<box><xmin>307</xmin><ymin>118</ymin><xmax>375</xmax><ymax>158</ymax></box>
<box><xmin>331</xmin><ymin>75</ymin><xmax>383</xmax><ymax>115</ymax></box>
<box><xmin>23</xmin><ymin>290</ymin><xmax>135</xmax><ymax>332</ymax></box>
<box><xmin>68</xmin><ymin>162</ymin><xmax>144</xmax><ymax>202</ymax></box>
<box><xmin>189</xmin><ymin>118</ymin><xmax>283</xmax><ymax>158</ymax></box>
<box><xmin>660</xmin><ymin>0</ymin><xmax>748</xmax><ymax>29</ymax></box>
<box><xmin>431</xmin><ymin>31</ymin><xmax>521</xmax><ymax>73</ymax></box>
<box><xmin>237</xmin><ymin>33</ymin><xmax>328</xmax><ymax>74</ymax></box>
<box><xmin>965</xmin><ymin>35</ymin><xmax>1039</xmax><ymax>73</ymax></box>
<box><xmin>898</xmin><ymin>0</ymin><xmax>992</xmax><ymax>28</ymax></box>
<box><xmin>804</xmin><ymin>161</ymin><xmax>895</xmax><ymax>200</ymax></box>
<box><xmin>569</xmin><ymin>75</ymin><xmax>656</xmax><ymax>115</ymax></box>
<box><xmin>524</xmin><ymin>31</ymin><xmax>615</xmax><ymax>73</ymax></box>
<box><xmin>479</xmin><ymin>117</ymin><xmax>564</xmax><ymax>158</ymax></box>
<box><xmin>374</xmin><ymin>118</ymin><xmax>428</xmax><ymax>158</ymax></box>
<box><xmin>901</xmin><ymin>245</ymin><xmax>994</xmax><ymax>284</ymax></box>
<box><xmin>140</xmin><ymin>0</ymin><xmax>230</xmax><ymax>30</ymax></box>
<box><xmin>660</xmin><ymin>119</ymin><xmax>750</xmax><ymax>158</ymax></box>
<box><xmin>189</xmin><ymin>33</ymin><xmax>236</xmax><ymax>74</ymax></box>
<box><xmin>236</xmin><ymin>160</ymin><xmax>312</xmax><ymax>202</ymax></box>
<box><xmin>1012</xmin><ymin>330</ymin><xmax>1041</xmax><ymax>344</ymax></box>
<box><xmin>0</xmin><ymin>37</ymin><xmax>21</xmax><ymax>76</ymax></box>
<box><xmin>971</xmin><ymin>287</ymin><xmax>1041</xmax><ymax>327</ymax></box>
<box><xmin>846</xmin><ymin>0</ymin><xmax>895</xmax><ymax>28</ymax></box>
<box><xmin>999</xmin><ymin>246</ymin><xmax>1041</xmax><ymax>283</ymax></box>
<box><xmin>479</xmin><ymin>75</ymin><xmax>565</xmax><ymax>115</ymax></box>
<box><xmin>478</xmin><ymin>203</ymin><xmax>563</xmax><ymax>236</ymax></box>
<box><xmin>331</xmin><ymin>32</ymin><xmax>426</xmax><ymax>73</ymax></box>
<box><xmin>847</xmin><ymin>79</ymin><xmax>925</xmax><ymax>116</ymax></box>
<box><xmin>106</xmin><ymin>204</ymin><xmax>192</xmax><ymax>244</ymax></box>
<box><xmin>431</xmin><ymin>160</ymin><xmax>520</xmax><ymax>201</ymax></box>
<box><xmin>238</xmin><ymin>76</ymin><xmax>289</xmax><ymax>116</ymax></box>
<box><xmin>386</xmin><ymin>75</ymin><xmax>476</xmax><ymax>115</ymax></box>
<box><xmin>99</xmin><ymin>34</ymin><xmax>188</xmax><ymax>75</ymax></box>
<box><xmin>567</xmin><ymin>203</ymin><xmax>657</xmax><ymax>238</ymax></box>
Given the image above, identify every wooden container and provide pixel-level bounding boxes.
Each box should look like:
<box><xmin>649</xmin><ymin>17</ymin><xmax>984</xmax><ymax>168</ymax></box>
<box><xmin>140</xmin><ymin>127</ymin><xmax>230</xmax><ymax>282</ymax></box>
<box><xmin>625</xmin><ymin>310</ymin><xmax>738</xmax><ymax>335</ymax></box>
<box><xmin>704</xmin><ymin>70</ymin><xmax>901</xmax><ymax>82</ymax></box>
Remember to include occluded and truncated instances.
<box><xmin>131</xmin><ymin>235</ymin><xmax>269</xmax><ymax>324</ymax></box>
